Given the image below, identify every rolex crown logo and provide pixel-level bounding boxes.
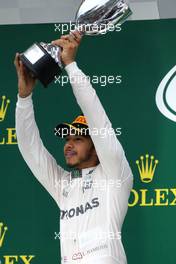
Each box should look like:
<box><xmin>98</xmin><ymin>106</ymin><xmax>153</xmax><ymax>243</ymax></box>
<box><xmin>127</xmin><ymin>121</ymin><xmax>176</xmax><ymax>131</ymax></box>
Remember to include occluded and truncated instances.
<box><xmin>0</xmin><ymin>95</ymin><xmax>10</xmax><ymax>122</ymax></box>
<box><xmin>136</xmin><ymin>154</ymin><xmax>159</xmax><ymax>183</ymax></box>
<box><xmin>0</xmin><ymin>222</ymin><xmax>8</xmax><ymax>247</ymax></box>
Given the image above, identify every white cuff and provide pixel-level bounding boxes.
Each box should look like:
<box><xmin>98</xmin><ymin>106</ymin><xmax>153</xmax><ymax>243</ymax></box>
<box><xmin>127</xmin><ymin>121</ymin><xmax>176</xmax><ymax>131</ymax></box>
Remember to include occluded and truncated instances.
<box><xmin>17</xmin><ymin>93</ymin><xmax>33</xmax><ymax>109</ymax></box>
<box><xmin>65</xmin><ymin>62</ymin><xmax>79</xmax><ymax>75</ymax></box>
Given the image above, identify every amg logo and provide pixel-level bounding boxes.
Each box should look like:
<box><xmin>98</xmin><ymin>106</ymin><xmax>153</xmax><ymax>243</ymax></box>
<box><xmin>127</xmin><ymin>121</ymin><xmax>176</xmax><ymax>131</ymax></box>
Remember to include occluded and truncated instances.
<box><xmin>60</xmin><ymin>197</ymin><xmax>99</xmax><ymax>220</ymax></box>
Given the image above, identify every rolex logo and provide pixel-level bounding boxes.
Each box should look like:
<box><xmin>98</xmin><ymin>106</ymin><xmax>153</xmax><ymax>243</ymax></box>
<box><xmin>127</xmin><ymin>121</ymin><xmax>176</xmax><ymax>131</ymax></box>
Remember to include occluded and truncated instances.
<box><xmin>129</xmin><ymin>155</ymin><xmax>176</xmax><ymax>207</ymax></box>
<box><xmin>0</xmin><ymin>222</ymin><xmax>8</xmax><ymax>247</ymax></box>
<box><xmin>0</xmin><ymin>221</ymin><xmax>35</xmax><ymax>263</ymax></box>
<box><xmin>136</xmin><ymin>154</ymin><xmax>159</xmax><ymax>183</ymax></box>
<box><xmin>0</xmin><ymin>95</ymin><xmax>10</xmax><ymax>122</ymax></box>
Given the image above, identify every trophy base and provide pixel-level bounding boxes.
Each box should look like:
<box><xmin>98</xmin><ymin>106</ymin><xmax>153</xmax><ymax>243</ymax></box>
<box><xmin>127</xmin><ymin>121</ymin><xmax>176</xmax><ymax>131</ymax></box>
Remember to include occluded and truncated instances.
<box><xmin>20</xmin><ymin>43</ymin><xmax>62</xmax><ymax>87</ymax></box>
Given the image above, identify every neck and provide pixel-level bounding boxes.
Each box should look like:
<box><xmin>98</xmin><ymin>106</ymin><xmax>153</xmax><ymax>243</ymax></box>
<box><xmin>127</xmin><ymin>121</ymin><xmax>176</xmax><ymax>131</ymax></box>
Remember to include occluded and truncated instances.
<box><xmin>75</xmin><ymin>161</ymin><xmax>99</xmax><ymax>170</ymax></box>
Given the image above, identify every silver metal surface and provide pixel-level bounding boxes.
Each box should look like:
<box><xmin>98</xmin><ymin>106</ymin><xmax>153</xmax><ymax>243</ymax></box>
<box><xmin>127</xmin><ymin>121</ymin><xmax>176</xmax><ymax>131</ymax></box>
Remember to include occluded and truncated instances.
<box><xmin>39</xmin><ymin>0</ymin><xmax>132</xmax><ymax>67</ymax></box>
<box><xmin>75</xmin><ymin>0</ymin><xmax>132</xmax><ymax>35</ymax></box>
<box><xmin>40</xmin><ymin>42</ymin><xmax>62</xmax><ymax>68</ymax></box>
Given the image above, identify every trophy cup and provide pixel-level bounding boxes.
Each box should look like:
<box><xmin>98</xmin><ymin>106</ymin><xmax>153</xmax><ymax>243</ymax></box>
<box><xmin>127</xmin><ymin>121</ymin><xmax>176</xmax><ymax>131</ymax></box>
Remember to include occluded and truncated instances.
<box><xmin>20</xmin><ymin>0</ymin><xmax>132</xmax><ymax>87</ymax></box>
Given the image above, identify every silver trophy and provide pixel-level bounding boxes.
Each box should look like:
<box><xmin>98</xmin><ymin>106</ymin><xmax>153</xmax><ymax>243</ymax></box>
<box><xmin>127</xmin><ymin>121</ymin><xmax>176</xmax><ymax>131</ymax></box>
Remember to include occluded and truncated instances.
<box><xmin>20</xmin><ymin>0</ymin><xmax>132</xmax><ymax>87</ymax></box>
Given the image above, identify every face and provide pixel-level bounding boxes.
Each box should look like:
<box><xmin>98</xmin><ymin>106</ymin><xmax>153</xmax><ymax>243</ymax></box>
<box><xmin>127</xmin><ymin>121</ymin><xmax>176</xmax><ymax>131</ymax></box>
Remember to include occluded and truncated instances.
<box><xmin>64</xmin><ymin>135</ymin><xmax>98</xmax><ymax>169</ymax></box>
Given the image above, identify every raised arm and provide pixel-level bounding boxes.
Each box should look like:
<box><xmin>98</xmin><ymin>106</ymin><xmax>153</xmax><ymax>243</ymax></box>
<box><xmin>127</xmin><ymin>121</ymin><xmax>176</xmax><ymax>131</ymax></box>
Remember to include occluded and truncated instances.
<box><xmin>14</xmin><ymin>54</ymin><xmax>67</xmax><ymax>207</ymax></box>
<box><xmin>65</xmin><ymin>62</ymin><xmax>125</xmax><ymax>178</ymax></box>
<box><xmin>52</xmin><ymin>33</ymin><xmax>130</xmax><ymax>181</ymax></box>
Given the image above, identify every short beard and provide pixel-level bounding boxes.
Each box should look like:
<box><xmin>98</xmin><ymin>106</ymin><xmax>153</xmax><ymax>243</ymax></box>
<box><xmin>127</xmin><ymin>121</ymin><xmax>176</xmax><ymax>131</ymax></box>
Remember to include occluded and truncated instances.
<box><xmin>66</xmin><ymin>162</ymin><xmax>79</xmax><ymax>169</ymax></box>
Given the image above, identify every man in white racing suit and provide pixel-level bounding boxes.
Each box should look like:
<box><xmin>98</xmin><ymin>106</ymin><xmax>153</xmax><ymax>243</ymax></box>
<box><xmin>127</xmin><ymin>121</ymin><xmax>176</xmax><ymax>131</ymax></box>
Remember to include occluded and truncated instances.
<box><xmin>15</xmin><ymin>31</ymin><xmax>133</xmax><ymax>264</ymax></box>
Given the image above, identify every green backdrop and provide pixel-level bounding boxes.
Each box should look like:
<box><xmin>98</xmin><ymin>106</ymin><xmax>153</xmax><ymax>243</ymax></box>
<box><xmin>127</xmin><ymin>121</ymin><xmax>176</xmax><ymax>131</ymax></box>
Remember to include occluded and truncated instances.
<box><xmin>0</xmin><ymin>19</ymin><xmax>176</xmax><ymax>263</ymax></box>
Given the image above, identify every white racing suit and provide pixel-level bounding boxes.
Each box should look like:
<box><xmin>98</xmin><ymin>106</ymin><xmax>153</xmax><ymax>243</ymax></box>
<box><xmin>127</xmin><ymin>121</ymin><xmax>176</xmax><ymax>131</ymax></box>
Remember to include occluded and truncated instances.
<box><xmin>16</xmin><ymin>62</ymin><xmax>133</xmax><ymax>264</ymax></box>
